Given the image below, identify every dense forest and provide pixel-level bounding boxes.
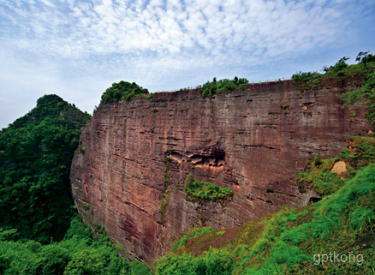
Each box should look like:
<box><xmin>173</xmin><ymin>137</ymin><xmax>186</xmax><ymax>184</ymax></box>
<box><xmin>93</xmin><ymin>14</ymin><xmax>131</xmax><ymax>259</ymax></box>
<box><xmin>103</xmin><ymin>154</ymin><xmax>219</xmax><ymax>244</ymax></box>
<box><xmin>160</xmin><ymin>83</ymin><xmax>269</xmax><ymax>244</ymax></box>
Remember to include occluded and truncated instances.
<box><xmin>0</xmin><ymin>95</ymin><xmax>150</xmax><ymax>274</ymax></box>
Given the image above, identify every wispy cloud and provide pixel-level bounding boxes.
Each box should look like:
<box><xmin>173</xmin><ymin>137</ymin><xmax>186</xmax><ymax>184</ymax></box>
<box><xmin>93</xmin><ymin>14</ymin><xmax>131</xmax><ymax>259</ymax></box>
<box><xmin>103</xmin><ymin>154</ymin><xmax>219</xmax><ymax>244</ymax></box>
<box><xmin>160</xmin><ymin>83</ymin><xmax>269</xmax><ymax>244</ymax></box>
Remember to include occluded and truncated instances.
<box><xmin>0</xmin><ymin>0</ymin><xmax>360</xmax><ymax>59</ymax></box>
<box><xmin>0</xmin><ymin>0</ymin><xmax>374</xmax><ymax>127</ymax></box>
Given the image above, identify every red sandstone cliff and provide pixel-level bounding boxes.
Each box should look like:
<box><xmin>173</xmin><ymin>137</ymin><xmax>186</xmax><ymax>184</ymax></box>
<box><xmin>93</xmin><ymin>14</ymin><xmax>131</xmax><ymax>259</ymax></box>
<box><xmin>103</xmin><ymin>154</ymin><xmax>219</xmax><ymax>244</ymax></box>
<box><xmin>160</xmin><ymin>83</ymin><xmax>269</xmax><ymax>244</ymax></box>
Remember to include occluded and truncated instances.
<box><xmin>70</xmin><ymin>80</ymin><xmax>369</xmax><ymax>264</ymax></box>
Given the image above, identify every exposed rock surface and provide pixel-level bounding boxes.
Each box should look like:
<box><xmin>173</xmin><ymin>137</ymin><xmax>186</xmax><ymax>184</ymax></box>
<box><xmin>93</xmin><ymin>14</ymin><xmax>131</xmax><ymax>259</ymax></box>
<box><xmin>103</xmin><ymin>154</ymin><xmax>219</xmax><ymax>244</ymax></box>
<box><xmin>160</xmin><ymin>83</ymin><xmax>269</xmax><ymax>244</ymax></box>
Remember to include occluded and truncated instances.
<box><xmin>331</xmin><ymin>160</ymin><xmax>347</xmax><ymax>178</ymax></box>
<box><xmin>70</xmin><ymin>80</ymin><xmax>369</xmax><ymax>263</ymax></box>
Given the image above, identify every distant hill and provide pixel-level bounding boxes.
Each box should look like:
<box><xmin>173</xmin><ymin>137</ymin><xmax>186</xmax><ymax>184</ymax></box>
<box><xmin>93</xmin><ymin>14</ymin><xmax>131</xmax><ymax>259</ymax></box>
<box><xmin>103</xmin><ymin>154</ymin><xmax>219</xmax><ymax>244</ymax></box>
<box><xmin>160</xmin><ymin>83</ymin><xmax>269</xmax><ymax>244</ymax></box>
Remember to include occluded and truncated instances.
<box><xmin>0</xmin><ymin>94</ymin><xmax>91</xmax><ymax>242</ymax></box>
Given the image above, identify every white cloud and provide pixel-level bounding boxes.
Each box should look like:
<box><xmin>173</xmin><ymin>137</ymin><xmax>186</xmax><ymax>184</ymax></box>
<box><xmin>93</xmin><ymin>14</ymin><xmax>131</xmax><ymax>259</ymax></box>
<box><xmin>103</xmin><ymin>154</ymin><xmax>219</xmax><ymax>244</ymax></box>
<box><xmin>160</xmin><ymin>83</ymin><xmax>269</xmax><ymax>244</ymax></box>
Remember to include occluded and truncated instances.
<box><xmin>0</xmin><ymin>0</ymin><xmax>374</xmax><ymax>127</ymax></box>
<box><xmin>0</xmin><ymin>0</ymin><xmax>358</xmax><ymax>60</ymax></box>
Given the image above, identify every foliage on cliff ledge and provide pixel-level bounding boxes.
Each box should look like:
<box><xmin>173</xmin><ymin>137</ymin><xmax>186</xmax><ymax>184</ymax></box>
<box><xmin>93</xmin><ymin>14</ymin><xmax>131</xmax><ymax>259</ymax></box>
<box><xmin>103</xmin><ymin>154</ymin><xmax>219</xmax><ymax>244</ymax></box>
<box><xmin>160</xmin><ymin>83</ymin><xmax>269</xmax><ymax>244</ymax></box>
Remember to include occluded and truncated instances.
<box><xmin>100</xmin><ymin>80</ymin><xmax>149</xmax><ymax>104</ymax></box>
<box><xmin>0</xmin><ymin>95</ymin><xmax>91</xmax><ymax>243</ymax></box>
<box><xmin>200</xmin><ymin>77</ymin><xmax>249</xmax><ymax>97</ymax></box>
<box><xmin>156</xmin><ymin>138</ymin><xmax>375</xmax><ymax>274</ymax></box>
<box><xmin>184</xmin><ymin>173</ymin><xmax>233</xmax><ymax>201</ymax></box>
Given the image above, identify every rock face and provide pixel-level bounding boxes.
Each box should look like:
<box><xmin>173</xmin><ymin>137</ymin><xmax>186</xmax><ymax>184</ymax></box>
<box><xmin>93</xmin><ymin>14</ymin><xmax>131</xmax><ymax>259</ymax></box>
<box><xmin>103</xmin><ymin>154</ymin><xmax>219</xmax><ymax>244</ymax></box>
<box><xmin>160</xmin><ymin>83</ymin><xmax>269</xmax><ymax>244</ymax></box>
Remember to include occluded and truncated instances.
<box><xmin>70</xmin><ymin>80</ymin><xmax>369</xmax><ymax>263</ymax></box>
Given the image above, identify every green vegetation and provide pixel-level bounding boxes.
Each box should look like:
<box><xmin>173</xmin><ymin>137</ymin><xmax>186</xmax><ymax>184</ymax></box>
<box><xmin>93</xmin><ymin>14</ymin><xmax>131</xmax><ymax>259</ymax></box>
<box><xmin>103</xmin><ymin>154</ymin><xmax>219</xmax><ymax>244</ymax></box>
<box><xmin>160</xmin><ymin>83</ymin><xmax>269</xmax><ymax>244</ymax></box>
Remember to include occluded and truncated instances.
<box><xmin>172</xmin><ymin>227</ymin><xmax>216</xmax><ymax>252</ymax></box>
<box><xmin>0</xmin><ymin>95</ymin><xmax>150</xmax><ymax>274</ymax></box>
<box><xmin>79</xmin><ymin>145</ymin><xmax>86</xmax><ymax>154</ymax></box>
<box><xmin>100</xmin><ymin>80</ymin><xmax>149</xmax><ymax>104</ymax></box>
<box><xmin>156</xmin><ymin>137</ymin><xmax>375</xmax><ymax>274</ymax></box>
<box><xmin>156</xmin><ymin>248</ymin><xmax>234</xmax><ymax>275</ymax></box>
<box><xmin>200</xmin><ymin>77</ymin><xmax>249</xmax><ymax>97</ymax></box>
<box><xmin>0</xmin><ymin>95</ymin><xmax>91</xmax><ymax>243</ymax></box>
<box><xmin>292</xmin><ymin>52</ymin><xmax>375</xmax><ymax>131</ymax></box>
<box><xmin>314</xmin><ymin>152</ymin><xmax>322</xmax><ymax>167</ymax></box>
<box><xmin>184</xmin><ymin>174</ymin><xmax>233</xmax><ymax>201</ymax></box>
<box><xmin>0</xmin><ymin>216</ymin><xmax>151</xmax><ymax>275</ymax></box>
<box><xmin>83</xmin><ymin>203</ymin><xmax>90</xmax><ymax>211</ymax></box>
<box><xmin>340</xmin><ymin>71</ymin><xmax>375</xmax><ymax>130</ymax></box>
<box><xmin>145</xmin><ymin>93</ymin><xmax>154</xmax><ymax>99</ymax></box>
<box><xmin>298</xmin><ymin>137</ymin><xmax>375</xmax><ymax>195</ymax></box>
<box><xmin>339</xmin><ymin>136</ymin><xmax>375</xmax><ymax>172</ymax></box>
<box><xmin>292</xmin><ymin>51</ymin><xmax>375</xmax><ymax>92</ymax></box>
<box><xmin>297</xmin><ymin>157</ymin><xmax>344</xmax><ymax>195</ymax></box>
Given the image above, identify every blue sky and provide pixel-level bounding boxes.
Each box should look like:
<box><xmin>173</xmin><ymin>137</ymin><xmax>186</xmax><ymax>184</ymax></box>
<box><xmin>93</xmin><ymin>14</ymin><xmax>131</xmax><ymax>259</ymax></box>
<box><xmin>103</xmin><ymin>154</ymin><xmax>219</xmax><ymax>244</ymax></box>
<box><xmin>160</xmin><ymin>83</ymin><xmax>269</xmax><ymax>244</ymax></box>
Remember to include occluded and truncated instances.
<box><xmin>0</xmin><ymin>0</ymin><xmax>374</xmax><ymax>128</ymax></box>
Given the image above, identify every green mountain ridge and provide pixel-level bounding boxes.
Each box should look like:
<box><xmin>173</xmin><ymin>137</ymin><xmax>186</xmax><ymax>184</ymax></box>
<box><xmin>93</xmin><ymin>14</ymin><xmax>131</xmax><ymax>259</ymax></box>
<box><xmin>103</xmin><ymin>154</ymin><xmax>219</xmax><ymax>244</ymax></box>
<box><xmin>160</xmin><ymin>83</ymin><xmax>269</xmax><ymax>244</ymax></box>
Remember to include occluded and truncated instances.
<box><xmin>0</xmin><ymin>94</ymin><xmax>151</xmax><ymax>274</ymax></box>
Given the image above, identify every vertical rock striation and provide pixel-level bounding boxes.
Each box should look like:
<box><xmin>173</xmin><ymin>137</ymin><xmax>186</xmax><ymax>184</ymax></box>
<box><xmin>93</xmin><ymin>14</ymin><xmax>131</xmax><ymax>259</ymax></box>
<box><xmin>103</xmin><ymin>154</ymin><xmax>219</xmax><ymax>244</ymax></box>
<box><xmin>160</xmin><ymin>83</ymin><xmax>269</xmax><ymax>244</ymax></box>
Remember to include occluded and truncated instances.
<box><xmin>71</xmin><ymin>80</ymin><xmax>369</xmax><ymax>263</ymax></box>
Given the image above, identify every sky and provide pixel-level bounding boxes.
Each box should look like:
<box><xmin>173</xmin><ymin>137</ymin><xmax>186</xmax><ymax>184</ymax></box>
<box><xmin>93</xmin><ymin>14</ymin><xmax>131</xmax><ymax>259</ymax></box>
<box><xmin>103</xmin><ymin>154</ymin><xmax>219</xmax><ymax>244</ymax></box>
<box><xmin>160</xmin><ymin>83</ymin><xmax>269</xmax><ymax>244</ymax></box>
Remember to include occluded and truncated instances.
<box><xmin>0</xmin><ymin>0</ymin><xmax>374</xmax><ymax>128</ymax></box>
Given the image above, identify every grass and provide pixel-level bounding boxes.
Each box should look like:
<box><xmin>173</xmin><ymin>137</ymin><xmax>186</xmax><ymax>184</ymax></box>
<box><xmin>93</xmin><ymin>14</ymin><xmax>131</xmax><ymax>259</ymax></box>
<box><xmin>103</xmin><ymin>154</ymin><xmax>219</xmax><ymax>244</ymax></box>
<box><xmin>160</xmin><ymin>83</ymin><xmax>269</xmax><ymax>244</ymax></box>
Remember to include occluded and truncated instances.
<box><xmin>297</xmin><ymin>155</ymin><xmax>344</xmax><ymax>195</ymax></box>
<box><xmin>171</xmin><ymin>227</ymin><xmax>216</xmax><ymax>252</ymax></box>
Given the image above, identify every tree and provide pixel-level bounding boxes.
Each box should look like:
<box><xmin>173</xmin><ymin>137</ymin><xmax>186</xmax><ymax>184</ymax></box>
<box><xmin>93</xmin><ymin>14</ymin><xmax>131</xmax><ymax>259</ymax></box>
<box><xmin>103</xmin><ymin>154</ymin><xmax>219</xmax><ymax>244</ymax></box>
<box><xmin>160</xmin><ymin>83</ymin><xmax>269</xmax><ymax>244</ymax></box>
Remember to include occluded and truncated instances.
<box><xmin>356</xmin><ymin>51</ymin><xmax>375</xmax><ymax>68</ymax></box>
<box><xmin>184</xmin><ymin>173</ymin><xmax>194</xmax><ymax>189</ymax></box>
<box><xmin>326</xmin><ymin>57</ymin><xmax>349</xmax><ymax>73</ymax></box>
<box><xmin>356</xmin><ymin>51</ymin><xmax>370</xmax><ymax>67</ymax></box>
<box><xmin>314</xmin><ymin>153</ymin><xmax>322</xmax><ymax>167</ymax></box>
<box><xmin>0</xmin><ymin>95</ymin><xmax>91</xmax><ymax>242</ymax></box>
<box><xmin>100</xmin><ymin>81</ymin><xmax>149</xmax><ymax>104</ymax></box>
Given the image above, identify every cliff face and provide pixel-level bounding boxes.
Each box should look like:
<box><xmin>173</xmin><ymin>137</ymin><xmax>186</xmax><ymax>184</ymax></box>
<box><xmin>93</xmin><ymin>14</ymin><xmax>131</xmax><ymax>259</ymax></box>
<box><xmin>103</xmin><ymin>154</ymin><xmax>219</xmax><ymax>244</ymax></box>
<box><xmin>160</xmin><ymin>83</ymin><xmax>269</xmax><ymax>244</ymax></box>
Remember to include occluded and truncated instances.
<box><xmin>70</xmin><ymin>80</ymin><xmax>368</xmax><ymax>263</ymax></box>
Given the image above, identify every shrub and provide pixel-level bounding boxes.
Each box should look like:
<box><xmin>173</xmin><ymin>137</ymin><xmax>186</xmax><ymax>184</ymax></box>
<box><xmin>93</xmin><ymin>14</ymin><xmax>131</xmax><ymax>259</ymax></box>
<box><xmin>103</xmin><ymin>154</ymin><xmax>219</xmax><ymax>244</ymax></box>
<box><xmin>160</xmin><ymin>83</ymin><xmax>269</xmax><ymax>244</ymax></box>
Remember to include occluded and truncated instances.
<box><xmin>314</xmin><ymin>153</ymin><xmax>322</xmax><ymax>167</ymax></box>
<box><xmin>292</xmin><ymin>71</ymin><xmax>322</xmax><ymax>81</ymax></box>
<box><xmin>200</xmin><ymin>77</ymin><xmax>248</xmax><ymax>97</ymax></box>
<box><xmin>292</xmin><ymin>52</ymin><xmax>375</xmax><ymax>92</ymax></box>
<box><xmin>184</xmin><ymin>175</ymin><xmax>233</xmax><ymax>201</ymax></box>
<box><xmin>83</xmin><ymin>204</ymin><xmax>90</xmax><ymax>211</ymax></box>
<box><xmin>100</xmin><ymin>81</ymin><xmax>149</xmax><ymax>104</ymax></box>
<box><xmin>184</xmin><ymin>173</ymin><xmax>194</xmax><ymax>189</ymax></box>
<box><xmin>79</xmin><ymin>145</ymin><xmax>86</xmax><ymax>154</ymax></box>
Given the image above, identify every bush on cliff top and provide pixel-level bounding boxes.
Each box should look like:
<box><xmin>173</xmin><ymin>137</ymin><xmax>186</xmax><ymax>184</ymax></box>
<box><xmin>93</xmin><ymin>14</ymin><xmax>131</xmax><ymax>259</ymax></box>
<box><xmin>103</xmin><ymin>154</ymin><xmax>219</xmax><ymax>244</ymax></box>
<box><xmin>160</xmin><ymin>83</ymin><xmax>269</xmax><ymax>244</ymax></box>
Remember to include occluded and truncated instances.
<box><xmin>200</xmin><ymin>77</ymin><xmax>249</xmax><ymax>97</ymax></box>
<box><xmin>292</xmin><ymin>52</ymin><xmax>375</xmax><ymax>129</ymax></box>
<box><xmin>100</xmin><ymin>80</ymin><xmax>149</xmax><ymax>104</ymax></box>
<box><xmin>292</xmin><ymin>52</ymin><xmax>375</xmax><ymax>90</ymax></box>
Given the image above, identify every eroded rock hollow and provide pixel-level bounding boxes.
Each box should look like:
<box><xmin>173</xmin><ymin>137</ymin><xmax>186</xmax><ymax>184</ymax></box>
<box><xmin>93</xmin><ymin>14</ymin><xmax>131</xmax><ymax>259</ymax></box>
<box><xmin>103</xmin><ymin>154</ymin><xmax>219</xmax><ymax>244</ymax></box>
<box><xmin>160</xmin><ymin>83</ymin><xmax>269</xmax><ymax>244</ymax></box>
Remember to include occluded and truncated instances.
<box><xmin>70</xmin><ymin>80</ymin><xmax>368</xmax><ymax>263</ymax></box>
